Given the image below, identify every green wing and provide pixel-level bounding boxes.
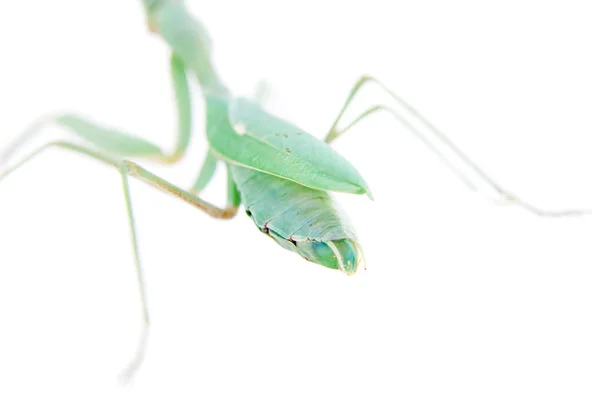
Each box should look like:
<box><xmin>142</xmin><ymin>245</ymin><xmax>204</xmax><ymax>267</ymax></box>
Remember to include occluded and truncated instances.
<box><xmin>206</xmin><ymin>95</ymin><xmax>372</xmax><ymax>197</ymax></box>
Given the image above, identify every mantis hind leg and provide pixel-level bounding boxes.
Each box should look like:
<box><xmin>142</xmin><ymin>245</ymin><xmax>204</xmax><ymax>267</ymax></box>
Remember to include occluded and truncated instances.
<box><xmin>0</xmin><ymin>141</ymin><xmax>238</xmax><ymax>383</ymax></box>
<box><xmin>325</xmin><ymin>75</ymin><xmax>591</xmax><ymax>217</ymax></box>
<box><xmin>0</xmin><ymin>53</ymin><xmax>191</xmax><ymax>167</ymax></box>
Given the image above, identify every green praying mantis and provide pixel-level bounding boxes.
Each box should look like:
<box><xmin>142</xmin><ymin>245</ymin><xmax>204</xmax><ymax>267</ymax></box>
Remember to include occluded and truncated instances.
<box><xmin>0</xmin><ymin>0</ymin><xmax>592</xmax><ymax>383</ymax></box>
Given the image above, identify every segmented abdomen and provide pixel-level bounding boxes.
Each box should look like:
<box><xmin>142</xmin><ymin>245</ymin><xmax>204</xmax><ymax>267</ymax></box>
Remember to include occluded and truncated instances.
<box><xmin>229</xmin><ymin>165</ymin><xmax>356</xmax><ymax>243</ymax></box>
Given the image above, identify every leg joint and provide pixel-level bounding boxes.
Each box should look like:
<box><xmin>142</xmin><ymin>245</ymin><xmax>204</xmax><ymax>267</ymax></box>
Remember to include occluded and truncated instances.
<box><xmin>119</xmin><ymin>160</ymin><xmax>139</xmax><ymax>175</ymax></box>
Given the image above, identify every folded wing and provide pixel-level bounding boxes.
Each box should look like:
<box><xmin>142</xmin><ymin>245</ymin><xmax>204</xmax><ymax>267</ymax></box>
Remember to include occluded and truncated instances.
<box><xmin>206</xmin><ymin>95</ymin><xmax>372</xmax><ymax>197</ymax></box>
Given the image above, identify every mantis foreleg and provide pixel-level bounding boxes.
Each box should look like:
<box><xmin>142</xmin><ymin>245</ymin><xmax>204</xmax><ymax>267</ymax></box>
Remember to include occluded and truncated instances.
<box><xmin>325</xmin><ymin>75</ymin><xmax>591</xmax><ymax>217</ymax></box>
<box><xmin>189</xmin><ymin>149</ymin><xmax>218</xmax><ymax>194</ymax></box>
<box><xmin>0</xmin><ymin>53</ymin><xmax>191</xmax><ymax>167</ymax></box>
<box><xmin>1</xmin><ymin>50</ymin><xmax>222</xmax><ymax>197</ymax></box>
<box><xmin>0</xmin><ymin>141</ymin><xmax>238</xmax><ymax>382</ymax></box>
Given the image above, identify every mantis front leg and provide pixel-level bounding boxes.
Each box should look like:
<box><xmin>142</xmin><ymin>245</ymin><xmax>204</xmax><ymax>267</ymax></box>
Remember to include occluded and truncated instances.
<box><xmin>325</xmin><ymin>75</ymin><xmax>591</xmax><ymax>217</ymax></box>
<box><xmin>0</xmin><ymin>53</ymin><xmax>192</xmax><ymax>167</ymax></box>
<box><xmin>0</xmin><ymin>50</ymin><xmax>223</xmax><ymax>198</ymax></box>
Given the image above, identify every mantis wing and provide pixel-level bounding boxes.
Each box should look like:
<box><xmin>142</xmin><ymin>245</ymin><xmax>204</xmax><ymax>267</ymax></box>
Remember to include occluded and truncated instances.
<box><xmin>206</xmin><ymin>96</ymin><xmax>372</xmax><ymax>197</ymax></box>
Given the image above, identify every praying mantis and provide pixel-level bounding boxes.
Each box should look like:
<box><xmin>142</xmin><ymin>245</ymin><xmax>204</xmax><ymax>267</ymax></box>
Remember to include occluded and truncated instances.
<box><xmin>0</xmin><ymin>0</ymin><xmax>594</xmax><ymax>390</ymax></box>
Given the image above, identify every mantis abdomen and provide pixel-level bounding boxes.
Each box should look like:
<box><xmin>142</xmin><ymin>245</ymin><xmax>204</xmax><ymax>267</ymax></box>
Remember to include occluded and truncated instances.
<box><xmin>229</xmin><ymin>165</ymin><xmax>362</xmax><ymax>274</ymax></box>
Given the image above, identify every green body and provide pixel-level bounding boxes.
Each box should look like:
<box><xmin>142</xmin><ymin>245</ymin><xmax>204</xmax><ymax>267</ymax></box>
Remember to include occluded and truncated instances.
<box><xmin>1</xmin><ymin>1</ymin><xmax>585</xmax><ymax>279</ymax></box>
<box><xmin>145</xmin><ymin>1</ymin><xmax>368</xmax><ymax>274</ymax></box>
<box><xmin>0</xmin><ymin>0</ymin><xmax>589</xmax><ymax>383</ymax></box>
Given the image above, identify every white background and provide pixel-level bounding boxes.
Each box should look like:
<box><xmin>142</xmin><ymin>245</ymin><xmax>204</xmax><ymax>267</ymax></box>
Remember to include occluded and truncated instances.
<box><xmin>0</xmin><ymin>1</ymin><xmax>598</xmax><ymax>399</ymax></box>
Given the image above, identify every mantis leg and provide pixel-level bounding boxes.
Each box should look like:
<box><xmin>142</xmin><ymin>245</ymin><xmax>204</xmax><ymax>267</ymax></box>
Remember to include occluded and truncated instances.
<box><xmin>0</xmin><ymin>141</ymin><xmax>238</xmax><ymax>383</ymax></box>
<box><xmin>187</xmin><ymin>76</ymin><xmax>268</xmax><ymax>196</ymax></box>
<box><xmin>186</xmin><ymin>77</ymin><xmax>268</xmax><ymax>197</ymax></box>
<box><xmin>189</xmin><ymin>149</ymin><xmax>218</xmax><ymax>194</ymax></box>
<box><xmin>0</xmin><ymin>53</ymin><xmax>192</xmax><ymax>167</ymax></box>
<box><xmin>325</xmin><ymin>75</ymin><xmax>591</xmax><ymax>217</ymax></box>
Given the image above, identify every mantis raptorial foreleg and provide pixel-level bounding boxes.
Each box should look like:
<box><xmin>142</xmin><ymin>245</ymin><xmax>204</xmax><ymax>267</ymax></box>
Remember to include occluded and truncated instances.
<box><xmin>189</xmin><ymin>79</ymin><xmax>270</xmax><ymax>196</ymax></box>
<box><xmin>0</xmin><ymin>50</ymin><xmax>222</xmax><ymax>198</ymax></box>
<box><xmin>325</xmin><ymin>75</ymin><xmax>591</xmax><ymax>217</ymax></box>
<box><xmin>0</xmin><ymin>140</ymin><xmax>238</xmax><ymax>383</ymax></box>
<box><xmin>0</xmin><ymin>54</ymin><xmax>192</xmax><ymax>168</ymax></box>
<box><xmin>190</xmin><ymin>149</ymin><xmax>218</xmax><ymax>194</ymax></box>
